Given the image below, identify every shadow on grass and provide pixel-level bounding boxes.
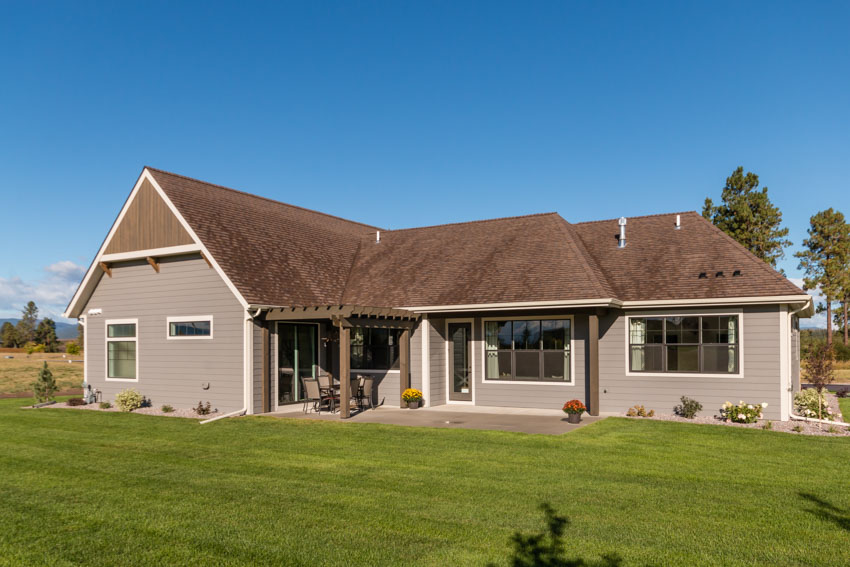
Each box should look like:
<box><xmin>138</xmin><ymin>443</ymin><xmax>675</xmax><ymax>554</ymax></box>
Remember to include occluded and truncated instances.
<box><xmin>491</xmin><ymin>503</ymin><xmax>622</xmax><ymax>567</ymax></box>
<box><xmin>800</xmin><ymin>492</ymin><xmax>850</xmax><ymax>532</ymax></box>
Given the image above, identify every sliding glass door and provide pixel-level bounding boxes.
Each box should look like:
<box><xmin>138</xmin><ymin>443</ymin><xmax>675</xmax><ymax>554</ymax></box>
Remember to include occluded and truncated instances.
<box><xmin>277</xmin><ymin>323</ymin><xmax>318</xmax><ymax>406</ymax></box>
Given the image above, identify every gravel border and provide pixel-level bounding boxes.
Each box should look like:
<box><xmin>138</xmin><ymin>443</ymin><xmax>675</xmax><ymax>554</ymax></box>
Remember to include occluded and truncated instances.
<box><xmin>40</xmin><ymin>401</ymin><xmax>217</xmax><ymax>419</ymax></box>
<box><xmin>623</xmin><ymin>393</ymin><xmax>849</xmax><ymax>436</ymax></box>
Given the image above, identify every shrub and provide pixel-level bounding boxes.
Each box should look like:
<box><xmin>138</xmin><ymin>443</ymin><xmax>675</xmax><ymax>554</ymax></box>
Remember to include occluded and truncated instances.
<box><xmin>99</xmin><ymin>401</ymin><xmax>112</xmax><ymax>409</ymax></box>
<box><xmin>794</xmin><ymin>388</ymin><xmax>835</xmax><ymax>421</ymax></box>
<box><xmin>720</xmin><ymin>400</ymin><xmax>766</xmax><ymax>423</ymax></box>
<box><xmin>626</xmin><ymin>405</ymin><xmax>654</xmax><ymax>417</ymax></box>
<box><xmin>762</xmin><ymin>420</ymin><xmax>773</xmax><ymax>430</ymax></box>
<box><xmin>804</xmin><ymin>342</ymin><xmax>835</xmax><ymax>390</ymax></box>
<box><xmin>792</xmin><ymin>424</ymin><xmax>803</xmax><ymax>433</ymax></box>
<box><xmin>194</xmin><ymin>401</ymin><xmax>212</xmax><ymax>415</ymax></box>
<box><xmin>25</xmin><ymin>342</ymin><xmax>45</xmax><ymax>355</ymax></box>
<box><xmin>837</xmin><ymin>389</ymin><xmax>848</xmax><ymax>399</ymax></box>
<box><xmin>401</xmin><ymin>388</ymin><xmax>423</xmax><ymax>403</ymax></box>
<box><xmin>827</xmin><ymin>426</ymin><xmax>840</xmax><ymax>434</ymax></box>
<box><xmin>115</xmin><ymin>389</ymin><xmax>144</xmax><ymax>412</ymax></box>
<box><xmin>65</xmin><ymin>342</ymin><xmax>81</xmax><ymax>355</ymax></box>
<box><xmin>66</xmin><ymin>398</ymin><xmax>85</xmax><ymax>406</ymax></box>
<box><xmin>161</xmin><ymin>405</ymin><xmax>174</xmax><ymax>413</ymax></box>
<box><xmin>562</xmin><ymin>399</ymin><xmax>587</xmax><ymax>415</ymax></box>
<box><xmin>32</xmin><ymin>361</ymin><xmax>57</xmax><ymax>403</ymax></box>
<box><xmin>673</xmin><ymin>396</ymin><xmax>702</xmax><ymax>419</ymax></box>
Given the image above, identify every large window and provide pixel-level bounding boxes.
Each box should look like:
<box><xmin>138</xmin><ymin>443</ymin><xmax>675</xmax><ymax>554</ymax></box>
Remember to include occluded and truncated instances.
<box><xmin>351</xmin><ymin>328</ymin><xmax>401</xmax><ymax>370</ymax></box>
<box><xmin>629</xmin><ymin>315</ymin><xmax>739</xmax><ymax>374</ymax></box>
<box><xmin>167</xmin><ymin>316</ymin><xmax>213</xmax><ymax>339</ymax></box>
<box><xmin>106</xmin><ymin>320</ymin><xmax>137</xmax><ymax>380</ymax></box>
<box><xmin>485</xmin><ymin>319</ymin><xmax>571</xmax><ymax>382</ymax></box>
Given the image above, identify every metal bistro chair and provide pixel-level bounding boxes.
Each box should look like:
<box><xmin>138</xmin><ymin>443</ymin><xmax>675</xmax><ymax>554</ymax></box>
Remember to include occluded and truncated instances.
<box><xmin>303</xmin><ymin>378</ymin><xmax>336</xmax><ymax>414</ymax></box>
<box><xmin>357</xmin><ymin>376</ymin><xmax>375</xmax><ymax>411</ymax></box>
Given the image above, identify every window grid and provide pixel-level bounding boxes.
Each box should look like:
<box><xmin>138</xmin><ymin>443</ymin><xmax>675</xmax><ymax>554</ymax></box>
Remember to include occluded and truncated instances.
<box><xmin>629</xmin><ymin>316</ymin><xmax>738</xmax><ymax>374</ymax></box>
<box><xmin>485</xmin><ymin>319</ymin><xmax>571</xmax><ymax>383</ymax></box>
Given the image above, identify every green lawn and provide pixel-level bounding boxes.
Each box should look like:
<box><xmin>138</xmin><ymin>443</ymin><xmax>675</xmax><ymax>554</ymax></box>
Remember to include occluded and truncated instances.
<box><xmin>839</xmin><ymin>397</ymin><xmax>850</xmax><ymax>422</ymax></box>
<box><xmin>1</xmin><ymin>398</ymin><xmax>848</xmax><ymax>566</ymax></box>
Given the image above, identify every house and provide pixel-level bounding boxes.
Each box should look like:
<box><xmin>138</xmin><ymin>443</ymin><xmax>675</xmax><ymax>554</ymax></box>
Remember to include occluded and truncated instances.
<box><xmin>64</xmin><ymin>167</ymin><xmax>813</xmax><ymax>420</ymax></box>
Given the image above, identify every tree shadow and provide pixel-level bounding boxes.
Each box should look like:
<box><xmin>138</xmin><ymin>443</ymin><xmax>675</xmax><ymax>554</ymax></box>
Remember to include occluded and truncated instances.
<box><xmin>491</xmin><ymin>503</ymin><xmax>623</xmax><ymax>567</ymax></box>
<box><xmin>799</xmin><ymin>492</ymin><xmax>850</xmax><ymax>532</ymax></box>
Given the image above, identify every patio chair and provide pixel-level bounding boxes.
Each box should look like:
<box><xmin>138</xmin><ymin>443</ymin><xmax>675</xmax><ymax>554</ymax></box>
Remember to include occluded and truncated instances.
<box><xmin>317</xmin><ymin>374</ymin><xmax>333</xmax><ymax>396</ymax></box>
<box><xmin>357</xmin><ymin>376</ymin><xmax>375</xmax><ymax>411</ymax></box>
<box><xmin>303</xmin><ymin>378</ymin><xmax>335</xmax><ymax>414</ymax></box>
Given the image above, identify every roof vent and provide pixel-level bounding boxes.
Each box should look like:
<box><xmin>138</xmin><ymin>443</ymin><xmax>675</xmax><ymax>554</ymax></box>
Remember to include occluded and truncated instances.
<box><xmin>617</xmin><ymin>217</ymin><xmax>627</xmax><ymax>248</ymax></box>
<box><xmin>715</xmin><ymin>271</ymin><xmax>725</xmax><ymax>278</ymax></box>
<box><xmin>698</xmin><ymin>272</ymin><xmax>707</xmax><ymax>279</ymax></box>
<box><xmin>675</xmin><ymin>214</ymin><xmax>681</xmax><ymax>230</ymax></box>
<box><xmin>733</xmin><ymin>270</ymin><xmax>742</xmax><ymax>277</ymax></box>
<box><xmin>376</xmin><ymin>230</ymin><xmax>381</xmax><ymax>244</ymax></box>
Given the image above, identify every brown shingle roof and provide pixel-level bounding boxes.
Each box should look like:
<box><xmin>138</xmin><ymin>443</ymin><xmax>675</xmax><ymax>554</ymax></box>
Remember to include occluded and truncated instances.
<box><xmin>147</xmin><ymin>168</ymin><xmax>805</xmax><ymax>309</ymax></box>
<box><xmin>572</xmin><ymin>211</ymin><xmax>804</xmax><ymax>301</ymax></box>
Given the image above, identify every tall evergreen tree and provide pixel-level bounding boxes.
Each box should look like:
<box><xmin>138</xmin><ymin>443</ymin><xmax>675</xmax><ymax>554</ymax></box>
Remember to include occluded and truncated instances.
<box><xmin>16</xmin><ymin>301</ymin><xmax>39</xmax><ymax>345</ymax></box>
<box><xmin>1</xmin><ymin>322</ymin><xmax>17</xmax><ymax>348</ymax></box>
<box><xmin>35</xmin><ymin>318</ymin><xmax>59</xmax><ymax>352</ymax></box>
<box><xmin>77</xmin><ymin>322</ymin><xmax>85</xmax><ymax>350</ymax></box>
<box><xmin>703</xmin><ymin>167</ymin><xmax>792</xmax><ymax>267</ymax></box>
<box><xmin>795</xmin><ymin>209</ymin><xmax>850</xmax><ymax>348</ymax></box>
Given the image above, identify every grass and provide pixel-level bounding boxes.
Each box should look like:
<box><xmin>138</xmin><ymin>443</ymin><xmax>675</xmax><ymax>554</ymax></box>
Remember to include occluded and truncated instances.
<box><xmin>1</xmin><ymin>399</ymin><xmax>848</xmax><ymax>566</ymax></box>
<box><xmin>839</xmin><ymin>397</ymin><xmax>850</xmax><ymax>422</ymax></box>
<box><xmin>835</xmin><ymin>360</ymin><xmax>850</xmax><ymax>382</ymax></box>
<box><xmin>0</xmin><ymin>352</ymin><xmax>83</xmax><ymax>394</ymax></box>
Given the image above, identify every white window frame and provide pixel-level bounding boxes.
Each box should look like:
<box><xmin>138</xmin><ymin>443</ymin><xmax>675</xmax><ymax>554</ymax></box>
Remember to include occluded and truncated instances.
<box><xmin>105</xmin><ymin>318</ymin><xmax>139</xmax><ymax>382</ymax></box>
<box><xmin>624</xmin><ymin>310</ymin><xmax>745</xmax><ymax>379</ymax></box>
<box><xmin>480</xmin><ymin>315</ymin><xmax>576</xmax><ymax>386</ymax></box>
<box><xmin>166</xmin><ymin>315</ymin><xmax>214</xmax><ymax>340</ymax></box>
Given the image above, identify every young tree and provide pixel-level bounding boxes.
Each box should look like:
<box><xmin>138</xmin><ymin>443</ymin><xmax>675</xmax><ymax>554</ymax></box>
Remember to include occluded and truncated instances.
<box><xmin>703</xmin><ymin>167</ymin><xmax>792</xmax><ymax>267</ymax></box>
<box><xmin>77</xmin><ymin>322</ymin><xmax>84</xmax><ymax>350</ymax></box>
<box><xmin>35</xmin><ymin>318</ymin><xmax>59</xmax><ymax>352</ymax></box>
<box><xmin>32</xmin><ymin>361</ymin><xmax>58</xmax><ymax>403</ymax></box>
<box><xmin>803</xmin><ymin>342</ymin><xmax>835</xmax><ymax>421</ymax></box>
<box><xmin>795</xmin><ymin>209</ymin><xmax>850</xmax><ymax>348</ymax></box>
<box><xmin>16</xmin><ymin>301</ymin><xmax>39</xmax><ymax>345</ymax></box>
<box><xmin>1</xmin><ymin>322</ymin><xmax>18</xmax><ymax>348</ymax></box>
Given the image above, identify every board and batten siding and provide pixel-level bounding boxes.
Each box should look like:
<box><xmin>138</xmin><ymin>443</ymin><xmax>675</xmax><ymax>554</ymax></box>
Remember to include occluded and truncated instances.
<box><xmin>598</xmin><ymin>305</ymin><xmax>784</xmax><ymax>420</ymax></box>
<box><xmin>83</xmin><ymin>255</ymin><xmax>245</xmax><ymax>413</ymax></box>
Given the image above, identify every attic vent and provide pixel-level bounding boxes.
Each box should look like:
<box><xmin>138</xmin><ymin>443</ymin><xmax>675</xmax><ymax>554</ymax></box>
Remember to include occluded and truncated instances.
<box><xmin>698</xmin><ymin>272</ymin><xmax>707</xmax><ymax>279</ymax></box>
<box><xmin>733</xmin><ymin>270</ymin><xmax>742</xmax><ymax>277</ymax></box>
<box><xmin>715</xmin><ymin>271</ymin><xmax>725</xmax><ymax>278</ymax></box>
<box><xmin>376</xmin><ymin>230</ymin><xmax>381</xmax><ymax>244</ymax></box>
<box><xmin>675</xmin><ymin>214</ymin><xmax>681</xmax><ymax>230</ymax></box>
<box><xmin>617</xmin><ymin>217</ymin><xmax>627</xmax><ymax>248</ymax></box>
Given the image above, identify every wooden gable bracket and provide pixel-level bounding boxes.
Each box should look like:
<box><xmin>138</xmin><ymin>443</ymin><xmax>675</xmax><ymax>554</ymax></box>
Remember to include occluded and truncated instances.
<box><xmin>200</xmin><ymin>251</ymin><xmax>213</xmax><ymax>268</ymax></box>
<box><xmin>99</xmin><ymin>262</ymin><xmax>112</xmax><ymax>278</ymax></box>
<box><xmin>146</xmin><ymin>256</ymin><xmax>160</xmax><ymax>273</ymax></box>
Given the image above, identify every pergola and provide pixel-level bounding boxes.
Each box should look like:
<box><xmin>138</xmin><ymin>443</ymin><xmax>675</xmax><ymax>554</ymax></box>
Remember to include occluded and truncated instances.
<box><xmin>264</xmin><ymin>304</ymin><xmax>421</xmax><ymax>418</ymax></box>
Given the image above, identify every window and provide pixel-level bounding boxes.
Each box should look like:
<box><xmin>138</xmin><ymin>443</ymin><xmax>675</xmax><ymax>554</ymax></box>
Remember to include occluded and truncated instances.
<box><xmin>106</xmin><ymin>320</ymin><xmax>137</xmax><ymax>380</ymax></box>
<box><xmin>167</xmin><ymin>316</ymin><xmax>213</xmax><ymax>339</ymax></box>
<box><xmin>629</xmin><ymin>315</ymin><xmax>739</xmax><ymax>374</ymax></box>
<box><xmin>485</xmin><ymin>319</ymin><xmax>571</xmax><ymax>382</ymax></box>
<box><xmin>351</xmin><ymin>328</ymin><xmax>402</xmax><ymax>370</ymax></box>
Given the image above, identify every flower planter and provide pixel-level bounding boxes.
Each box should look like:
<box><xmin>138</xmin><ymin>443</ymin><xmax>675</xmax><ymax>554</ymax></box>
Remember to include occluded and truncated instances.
<box><xmin>567</xmin><ymin>413</ymin><xmax>581</xmax><ymax>424</ymax></box>
<box><xmin>408</xmin><ymin>401</ymin><xmax>420</xmax><ymax>409</ymax></box>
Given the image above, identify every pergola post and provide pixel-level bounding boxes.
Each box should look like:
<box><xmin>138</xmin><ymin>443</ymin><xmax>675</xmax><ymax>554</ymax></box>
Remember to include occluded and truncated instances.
<box><xmin>400</xmin><ymin>328</ymin><xmax>410</xmax><ymax>408</ymax></box>
<box><xmin>338</xmin><ymin>323</ymin><xmax>351</xmax><ymax>419</ymax></box>
<box><xmin>588</xmin><ymin>313</ymin><xmax>600</xmax><ymax>416</ymax></box>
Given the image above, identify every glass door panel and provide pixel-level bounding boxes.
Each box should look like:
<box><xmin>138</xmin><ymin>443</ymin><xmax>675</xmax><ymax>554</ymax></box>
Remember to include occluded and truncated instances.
<box><xmin>448</xmin><ymin>323</ymin><xmax>472</xmax><ymax>401</ymax></box>
<box><xmin>277</xmin><ymin>323</ymin><xmax>318</xmax><ymax>406</ymax></box>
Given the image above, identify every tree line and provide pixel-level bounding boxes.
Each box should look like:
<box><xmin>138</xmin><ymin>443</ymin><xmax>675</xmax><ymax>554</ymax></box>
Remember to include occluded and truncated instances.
<box><xmin>704</xmin><ymin>166</ymin><xmax>850</xmax><ymax>349</ymax></box>
<box><xmin>0</xmin><ymin>301</ymin><xmax>80</xmax><ymax>353</ymax></box>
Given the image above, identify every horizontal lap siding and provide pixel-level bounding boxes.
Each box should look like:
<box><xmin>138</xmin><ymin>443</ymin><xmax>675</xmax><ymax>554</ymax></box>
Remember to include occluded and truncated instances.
<box><xmin>474</xmin><ymin>314</ymin><xmax>587</xmax><ymax>410</ymax></box>
<box><xmin>84</xmin><ymin>255</ymin><xmax>245</xmax><ymax>413</ymax></box>
<box><xmin>252</xmin><ymin>320</ymin><xmax>263</xmax><ymax>413</ymax></box>
<box><xmin>410</xmin><ymin>322</ymin><xmax>422</xmax><ymax>391</ymax></box>
<box><xmin>429</xmin><ymin>318</ymin><xmax>446</xmax><ymax>406</ymax></box>
<box><xmin>598</xmin><ymin>305</ymin><xmax>783</xmax><ymax>420</ymax></box>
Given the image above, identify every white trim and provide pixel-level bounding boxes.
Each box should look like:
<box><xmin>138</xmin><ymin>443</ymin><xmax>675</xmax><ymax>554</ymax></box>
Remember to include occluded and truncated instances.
<box><xmin>421</xmin><ymin>316</ymin><xmax>431</xmax><ymax>408</ymax></box>
<box><xmin>166</xmin><ymin>315</ymin><xmax>214</xmax><ymax>340</ymax></box>
<box><xmin>80</xmin><ymin>316</ymin><xmax>87</xmax><ymax>388</ymax></box>
<box><xmin>104</xmin><ymin>318</ymin><xmax>139</xmax><ymax>382</ymax></box>
<box><xmin>101</xmin><ymin>244</ymin><xmax>202</xmax><ymax>263</ymax></box>
<box><xmin>404</xmin><ymin>299</ymin><xmax>618</xmax><ymax>313</ymax></box>
<box><xmin>445</xmin><ymin>318</ymin><xmax>476</xmax><ymax>404</ymax></box>
<box><xmin>245</xmin><ymin>316</ymin><xmax>253</xmax><ymax>414</ymax></box>
<box><xmin>480</xmin><ymin>315</ymin><xmax>576</xmax><ymax>387</ymax></box>
<box><xmin>621</xmin><ymin>295</ymin><xmax>812</xmax><ymax>313</ymax></box>
<box><xmin>779</xmin><ymin>306</ymin><xmax>791</xmax><ymax>421</ymax></box>
<box><xmin>623</xmin><ymin>311</ymin><xmax>745</xmax><ymax>379</ymax></box>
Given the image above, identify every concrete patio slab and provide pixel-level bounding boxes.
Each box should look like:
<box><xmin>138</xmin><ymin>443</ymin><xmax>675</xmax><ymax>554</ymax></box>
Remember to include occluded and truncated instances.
<box><xmin>265</xmin><ymin>404</ymin><xmax>603</xmax><ymax>435</ymax></box>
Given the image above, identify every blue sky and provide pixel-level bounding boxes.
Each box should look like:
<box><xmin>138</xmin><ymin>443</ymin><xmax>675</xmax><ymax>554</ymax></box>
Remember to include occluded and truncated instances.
<box><xmin>0</xmin><ymin>1</ymin><xmax>847</xmax><ymax>324</ymax></box>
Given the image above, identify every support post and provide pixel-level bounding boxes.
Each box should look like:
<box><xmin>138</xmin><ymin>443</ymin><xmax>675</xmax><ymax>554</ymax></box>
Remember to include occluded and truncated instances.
<box><xmin>588</xmin><ymin>313</ymin><xmax>600</xmax><ymax>416</ymax></box>
<box><xmin>339</xmin><ymin>324</ymin><xmax>351</xmax><ymax>418</ymax></box>
<box><xmin>400</xmin><ymin>328</ymin><xmax>410</xmax><ymax>407</ymax></box>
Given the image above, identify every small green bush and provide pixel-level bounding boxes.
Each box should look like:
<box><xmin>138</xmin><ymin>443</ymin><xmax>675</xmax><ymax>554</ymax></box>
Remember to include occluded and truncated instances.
<box><xmin>161</xmin><ymin>405</ymin><xmax>174</xmax><ymax>413</ymax></box>
<box><xmin>32</xmin><ymin>361</ymin><xmax>57</xmax><ymax>403</ymax></box>
<box><xmin>65</xmin><ymin>342</ymin><xmax>81</xmax><ymax>355</ymax></box>
<box><xmin>115</xmin><ymin>389</ymin><xmax>144</xmax><ymax>412</ymax></box>
<box><xmin>25</xmin><ymin>342</ymin><xmax>46</xmax><ymax>355</ymax></box>
<box><xmin>794</xmin><ymin>388</ymin><xmax>834</xmax><ymax>421</ymax></box>
<box><xmin>720</xmin><ymin>400</ymin><xmax>766</xmax><ymax>423</ymax></box>
<box><xmin>626</xmin><ymin>405</ymin><xmax>654</xmax><ymax>417</ymax></box>
<box><xmin>792</xmin><ymin>424</ymin><xmax>803</xmax><ymax>433</ymax></box>
<box><xmin>674</xmin><ymin>396</ymin><xmax>702</xmax><ymax>419</ymax></box>
<box><xmin>99</xmin><ymin>401</ymin><xmax>112</xmax><ymax>409</ymax></box>
<box><xmin>762</xmin><ymin>421</ymin><xmax>773</xmax><ymax>430</ymax></box>
<box><xmin>194</xmin><ymin>401</ymin><xmax>212</xmax><ymax>415</ymax></box>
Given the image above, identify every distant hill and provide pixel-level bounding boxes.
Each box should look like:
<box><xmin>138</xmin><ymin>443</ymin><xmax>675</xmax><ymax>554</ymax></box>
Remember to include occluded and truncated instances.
<box><xmin>0</xmin><ymin>319</ymin><xmax>79</xmax><ymax>340</ymax></box>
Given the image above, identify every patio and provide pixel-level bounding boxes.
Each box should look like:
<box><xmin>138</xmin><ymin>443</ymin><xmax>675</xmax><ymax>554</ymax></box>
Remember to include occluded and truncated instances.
<box><xmin>266</xmin><ymin>404</ymin><xmax>603</xmax><ymax>435</ymax></box>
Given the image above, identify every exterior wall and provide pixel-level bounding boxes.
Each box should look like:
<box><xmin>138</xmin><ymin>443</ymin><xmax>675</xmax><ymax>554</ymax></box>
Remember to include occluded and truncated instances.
<box><xmin>410</xmin><ymin>321</ymin><xmax>423</xmax><ymax>392</ymax></box>
<box><xmin>251</xmin><ymin>320</ymin><xmax>264</xmax><ymax>413</ymax></box>
<box><xmin>791</xmin><ymin>316</ymin><xmax>801</xmax><ymax>392</ymax></box>
<box><xmin>598</xmin><ymin>305</ymin><xmax>784</xmax><ymax>420</ymax></box>
<box><xmin>428</xmin><ymin>317</ymin><xmax>447</xmax><ymax>406</ymax></box>
<box><xmin>83</xmin><ymin>254</ymin><xmax>245</xmax><ymax>413</ymax></box>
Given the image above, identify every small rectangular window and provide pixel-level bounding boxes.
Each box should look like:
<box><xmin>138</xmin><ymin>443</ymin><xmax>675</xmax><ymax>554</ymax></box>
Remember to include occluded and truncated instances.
<box><xmin>106</xmin><ymin>320</ymin><xmax>137</xmax><ymax>380</ymax></box>
<box><xmin>167</xmin><ymin>316</ymin><xmax>213</xmax><ymax>340</ymax></box>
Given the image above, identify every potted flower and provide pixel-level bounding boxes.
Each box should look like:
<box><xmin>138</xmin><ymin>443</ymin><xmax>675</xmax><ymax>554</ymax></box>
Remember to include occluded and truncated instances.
<box><xmin>402</xmin><ymin>388</ymin><xmax>423</xmax><ymax>409</ymax></box>
<box><xmin>562</xmin><ymin>399</ymin><xmax>587</xmax><ymax>424</ymax></box>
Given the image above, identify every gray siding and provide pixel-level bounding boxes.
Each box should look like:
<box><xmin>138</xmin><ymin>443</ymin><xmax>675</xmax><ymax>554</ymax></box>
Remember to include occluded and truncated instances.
<box><xmin>83</xmin><ymin>255</ymin><xmax>245</xmax><ymax>413</ymax></box>
<box><xmin>410</xmin><ymin>321</ymin><xmax>423</xmax><ymax>392</ymax></box>
<box><xmin>252</xmin><ymin>320</ymin><xmax>263</xmax><ymax>414</ymax></box>
<box><xmin>598</xmin><ymin>305</ymin><xmax>783</xmax><ymax>420</ymax></box>
<box><xmin>428</xmin><ymin>318</ymin><xmax>446</xmax><ymax>406</ymax></box>
<box><xmin>791</xmin><ymin>318</ymin><xmax>801</xmax><ymax>391</ymax></box>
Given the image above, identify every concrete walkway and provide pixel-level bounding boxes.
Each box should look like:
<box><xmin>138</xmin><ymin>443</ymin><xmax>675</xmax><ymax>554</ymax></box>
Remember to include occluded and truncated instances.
<box><xmin>266</xmin><ymin>404</ymin><xmax>603</xmax><ymax>435</ymax></box>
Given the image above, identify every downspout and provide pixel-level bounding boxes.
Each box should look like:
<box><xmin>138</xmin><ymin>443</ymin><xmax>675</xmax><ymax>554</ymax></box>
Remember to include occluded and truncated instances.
<box><xmin>786</xmin><ymin>303</ymin><xmax>850</xmax><ymax>427</ymax></box>
<box><xmin>201</xmin><ymin>307</ymin><xmax>265</xmax><ymax>424</ymax></box>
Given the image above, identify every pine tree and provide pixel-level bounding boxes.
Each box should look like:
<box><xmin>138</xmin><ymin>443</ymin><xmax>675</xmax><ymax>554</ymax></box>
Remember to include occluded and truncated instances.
<box><xmin>35</xmin><ymin>318</ymin><xmax>59</xmax><ymax>352</ymax></box>
<box><xmin>703</xmin><ymin>167</ymin><xmax>792</xmax><ymax>267</ymax></box>
<box><xmin>32</xmin><ymin>361</ymin><xmax>57</xmax><ymax>403</ymax></box>
<box><xmin>1</xmin><ymin>322</ymin><xmax>17</xmax><ymax>348</ymax></box>
<box><xmin>795</xmin><ymin>209</ymin><xmax>850</xmax><ymax>348</ymax></box>
<box><xmin>16</xmin><ymin>301</ymin><xmax>39</xmax><ymax>345</ymax></box>
<box><xmin>77</xmin><ymin>322</ymin><xmax>85</xmax><ymax>351</ymax></box>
